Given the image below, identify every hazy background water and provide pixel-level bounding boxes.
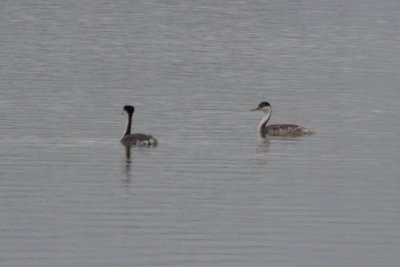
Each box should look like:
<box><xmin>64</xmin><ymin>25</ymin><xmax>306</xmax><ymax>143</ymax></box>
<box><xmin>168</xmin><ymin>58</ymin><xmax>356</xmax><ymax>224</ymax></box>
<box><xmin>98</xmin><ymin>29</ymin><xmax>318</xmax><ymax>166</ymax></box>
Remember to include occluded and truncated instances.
<box><xmin>1</xmin><ymin>0</ymin><xmax>400</xmax><ymax>266</ymax></box>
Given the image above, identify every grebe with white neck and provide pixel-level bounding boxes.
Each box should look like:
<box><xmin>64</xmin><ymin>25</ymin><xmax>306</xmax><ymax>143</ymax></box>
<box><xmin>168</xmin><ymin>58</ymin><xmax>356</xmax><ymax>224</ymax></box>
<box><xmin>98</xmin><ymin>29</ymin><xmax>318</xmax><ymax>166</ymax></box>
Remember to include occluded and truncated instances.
<box><xmin>121</xmin><ymin>105</ymin><xmax>158</xmax><ymax>146</ymax></box>
<box><xmin>251</xmin><ymin>101</ymin><xmax>314</xmax><ymax>138</ymax></box>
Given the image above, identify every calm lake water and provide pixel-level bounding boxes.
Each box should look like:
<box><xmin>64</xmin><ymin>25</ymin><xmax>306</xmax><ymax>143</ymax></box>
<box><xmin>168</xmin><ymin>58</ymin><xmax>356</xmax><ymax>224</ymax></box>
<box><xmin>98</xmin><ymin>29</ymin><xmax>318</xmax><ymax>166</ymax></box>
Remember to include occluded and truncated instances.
<box><xmin>1</xmin><ymin>0</ymin><xmax>400</xmax><ymax>266</ymax></box>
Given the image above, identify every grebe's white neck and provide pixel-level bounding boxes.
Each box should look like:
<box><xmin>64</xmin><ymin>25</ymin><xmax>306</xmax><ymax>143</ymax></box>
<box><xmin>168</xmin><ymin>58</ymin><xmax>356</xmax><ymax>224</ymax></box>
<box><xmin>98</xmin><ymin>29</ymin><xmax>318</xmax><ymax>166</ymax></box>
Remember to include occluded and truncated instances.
<box><xmin>123</xmin><ymin>111</ymin><xmax>133</xmax><ymax>137</ymax></box>
<box><xmin>258</xmin><ymin>107</ymin><xmax>271</xmax><ymax>136</ymax></box>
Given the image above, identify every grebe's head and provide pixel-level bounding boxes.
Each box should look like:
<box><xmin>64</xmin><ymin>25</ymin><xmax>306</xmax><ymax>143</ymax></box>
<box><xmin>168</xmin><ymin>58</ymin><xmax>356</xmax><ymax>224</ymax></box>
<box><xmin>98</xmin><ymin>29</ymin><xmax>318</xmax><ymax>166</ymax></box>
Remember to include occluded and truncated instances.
<box><xmin>123</xmin><ymin>105</ymin><xmax>135</xmax><ymax>115</ymax></box>
<box><xmin>251</xmin><ymin>101</ymin><xmax>271</xmax><ymax>113</ymax></box>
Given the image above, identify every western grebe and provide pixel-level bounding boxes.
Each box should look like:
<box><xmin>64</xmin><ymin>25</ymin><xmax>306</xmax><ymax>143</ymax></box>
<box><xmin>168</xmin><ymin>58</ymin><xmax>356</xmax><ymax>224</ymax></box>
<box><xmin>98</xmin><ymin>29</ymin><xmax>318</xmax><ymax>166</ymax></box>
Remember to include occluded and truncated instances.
<box><xmin>121</xmin><ymin>105</ymin><xmax>158</xmax><ymax>146</ymax></box>
<box><xmin>251</xmin><ymin>101</ymin><xmax>314</xmax><ymax>138</ymax></box>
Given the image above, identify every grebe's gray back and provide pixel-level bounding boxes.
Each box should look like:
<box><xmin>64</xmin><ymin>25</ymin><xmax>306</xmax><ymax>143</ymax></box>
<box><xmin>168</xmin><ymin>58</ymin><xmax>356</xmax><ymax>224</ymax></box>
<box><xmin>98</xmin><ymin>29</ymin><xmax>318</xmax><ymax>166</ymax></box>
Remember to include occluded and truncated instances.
<box><xmin>251</xmin><ymin>101</ymin><xmax>314</xmax><ymax>138</ymax></box>
<box><xmin>121</xmin><ymin>105</ymin><xmax>158</xmax><ymax>146</ymax></box>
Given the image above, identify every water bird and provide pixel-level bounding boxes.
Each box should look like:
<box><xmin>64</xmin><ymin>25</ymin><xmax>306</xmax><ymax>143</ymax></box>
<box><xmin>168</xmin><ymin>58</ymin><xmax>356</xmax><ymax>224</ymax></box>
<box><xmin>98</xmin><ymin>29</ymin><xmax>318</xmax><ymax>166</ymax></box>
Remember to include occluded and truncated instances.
<box><xmin>121</xmin><ymin>105</ymin><xmax>158</xmax><ymax>146</ymax></box>
<box><xmin>251</xmin><ymin>101</ymin><xmax>314</xmax><ymax>138</ymax></box>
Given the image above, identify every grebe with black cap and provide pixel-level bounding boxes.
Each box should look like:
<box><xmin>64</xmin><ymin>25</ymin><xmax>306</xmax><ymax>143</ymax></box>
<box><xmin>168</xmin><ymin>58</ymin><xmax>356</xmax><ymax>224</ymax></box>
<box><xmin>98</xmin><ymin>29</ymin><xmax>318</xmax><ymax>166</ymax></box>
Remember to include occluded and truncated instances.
<box><xmin>251</xmin><ymin>101</ymin><xmax>314</xmax><ymax>138</ymax></box>
<box><xmin>121</xmin><ymin>105</ymin><xmax>158</xmax><ymax>146</ymax></box>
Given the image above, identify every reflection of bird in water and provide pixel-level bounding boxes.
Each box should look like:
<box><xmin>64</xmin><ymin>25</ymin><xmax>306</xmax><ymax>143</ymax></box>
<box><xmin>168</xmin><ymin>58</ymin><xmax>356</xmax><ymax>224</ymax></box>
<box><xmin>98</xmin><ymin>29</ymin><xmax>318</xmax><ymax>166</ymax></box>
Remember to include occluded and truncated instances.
<box><xmin>121</xmin><ymin>105</ymin><xmax>158</xmax><ymax>146</ymax></box>
<box><xmin>122</xmin><ymin>143</ymin><xmax>153</xmax><ymax>185</ymax></box>
<box><xmin>251</xmin><ymin>101</ymin><xmax>314</xmax><ymax>138</ymax></box>
<box><xmin>257</xmin><ymin>139</ymin><xmax>270</xmax><ymax>152</ymax></box>
<box><xmin>122</xmin><ymin>144</ymin><xmax>133</xmax><ymax>184</ymax></box>
<box><xmin>124</xmin><ymin>143</ymin><xmax>132</xmax><ymax>161</ymax></box>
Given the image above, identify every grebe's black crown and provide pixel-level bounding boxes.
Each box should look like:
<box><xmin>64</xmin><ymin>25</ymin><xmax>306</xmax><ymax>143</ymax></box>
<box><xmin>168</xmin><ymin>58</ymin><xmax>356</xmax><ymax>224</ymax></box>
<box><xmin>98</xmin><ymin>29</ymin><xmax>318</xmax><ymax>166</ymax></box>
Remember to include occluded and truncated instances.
<box><xmin>123</xmin><ymin>105</ymin><xmax>135</xmax><ymax>114</ymax></box>
<box><xmin>258</xmin><ymin>101</ymin><xmax>271</xmax><ymax>109</ymax></box>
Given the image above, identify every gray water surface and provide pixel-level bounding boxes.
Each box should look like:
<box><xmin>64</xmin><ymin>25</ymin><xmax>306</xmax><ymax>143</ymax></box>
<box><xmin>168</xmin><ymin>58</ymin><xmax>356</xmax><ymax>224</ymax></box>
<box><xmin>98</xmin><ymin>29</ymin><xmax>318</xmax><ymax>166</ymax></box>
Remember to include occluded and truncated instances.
<box><xmin>1</xmin><ymin>0</ymin><xmax>400</xmax><ymax>266</ymax></box>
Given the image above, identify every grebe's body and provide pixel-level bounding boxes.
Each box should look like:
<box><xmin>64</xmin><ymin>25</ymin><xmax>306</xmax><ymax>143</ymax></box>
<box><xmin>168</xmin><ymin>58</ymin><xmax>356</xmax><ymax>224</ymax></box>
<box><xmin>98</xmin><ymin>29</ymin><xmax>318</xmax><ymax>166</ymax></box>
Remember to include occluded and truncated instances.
<box><xmin>251</xmin><ymin>101</ymin><xmax>314</xmax><ymax>138</ymax></box>
<box><xmin>121</xmin><ymin>133</ymin><xmax>158</xmax><ymax>146</ymax></box>
<box><xmin>121</xmin><ymin>105</ymin><xmax>158</xmax><ymax>146</ymax></box>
